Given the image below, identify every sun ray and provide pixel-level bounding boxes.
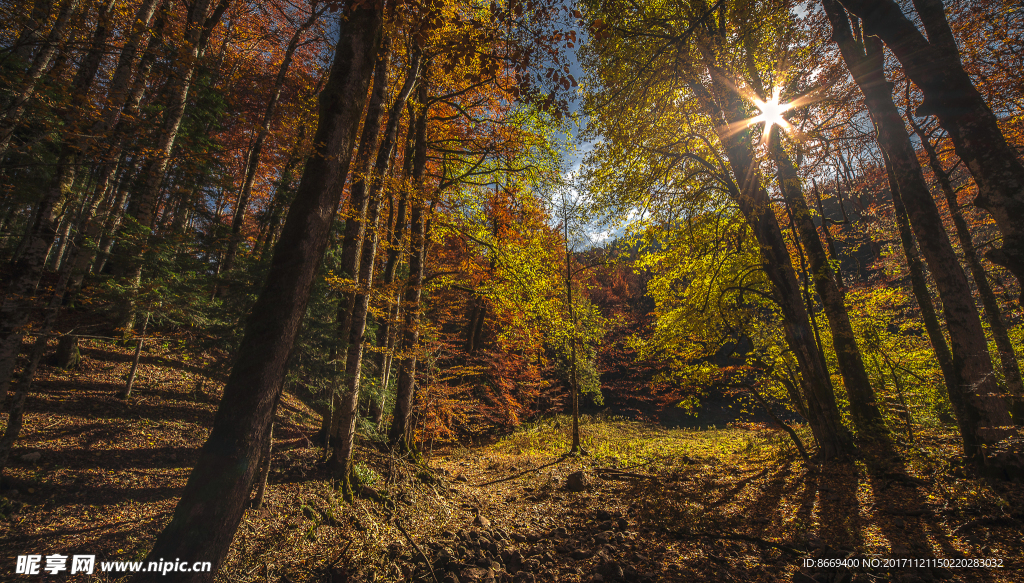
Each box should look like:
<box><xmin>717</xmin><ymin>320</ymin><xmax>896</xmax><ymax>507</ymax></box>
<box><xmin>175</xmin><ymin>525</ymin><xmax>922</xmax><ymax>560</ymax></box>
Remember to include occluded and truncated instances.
<box><xmin>749</xmin><ymin>86</ymin><xmax>794</xmax><ymax>137</ymax></box>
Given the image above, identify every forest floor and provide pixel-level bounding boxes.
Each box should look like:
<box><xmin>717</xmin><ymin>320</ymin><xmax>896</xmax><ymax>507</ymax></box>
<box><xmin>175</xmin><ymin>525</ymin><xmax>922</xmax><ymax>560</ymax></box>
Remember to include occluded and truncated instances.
<box><xmin>1</xmin><ymin>335</ymin><xmax>1023</xmax><ymax>582</ymax></box>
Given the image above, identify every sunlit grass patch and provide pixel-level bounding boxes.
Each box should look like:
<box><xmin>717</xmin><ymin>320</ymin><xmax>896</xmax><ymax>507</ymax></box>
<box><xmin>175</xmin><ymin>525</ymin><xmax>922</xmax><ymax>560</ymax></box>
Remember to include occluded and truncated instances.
<box><xmin>491</xmin><ymin>414</ymin><xmax>806</xmax><ymax>467</ymax></box>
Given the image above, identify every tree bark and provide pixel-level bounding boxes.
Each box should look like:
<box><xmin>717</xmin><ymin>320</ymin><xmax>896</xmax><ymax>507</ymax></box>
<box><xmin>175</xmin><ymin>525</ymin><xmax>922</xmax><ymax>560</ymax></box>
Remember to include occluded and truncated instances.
<box><xmin>322</xmin><ymin>37</ymin><xmax>392</xmax><ymax>444</ymax></box>
<box><xmin>251</xmin><ymin>395</ymin><xmax>279</xmax><ymax>510</ymax></box>
<box><xmin>333</xmin><ymin>186</ymin><xmax>383</xmax><ymax>496</ymax></box>
<box><xmin>836</xmin><ymin>0</ymin><xmax>1024</xmax><ymax>292</ymax></box>
<box><xmin>388</xmin><ymin>81</ymin><xmax>430</xmax><ymax>454</ymax></box>
<box><xmin>883</xmin><ymin>154</ymin><xmax>957</xmax><ymax>408</ymax></box>
<box><xmin>371</xmin><ymin>106</ymin><xmax>418</xmax><ymax>424</ymax></box>
<box><xmin>688</xmin><ymin>37</ymin><xmax>853</xmax><ymax>458</ymax></box>
<box><xmin>129</xmin><ymin>6</ymin><xmax>382</xmax><ymax>580</ymax></box>
<box><xmin>907</xmin><ymin>118</ymin><xmax>1024</xmax><ymax>423</ymax></box>
<box><xmin>823</xmin><ymin>0</ymin><xmax>1015</xmax><ymax>463</ymax></box>
<box><xmin>565</xmin><ymin>213</ymin><xmax>582</xmax><ymax>455</ymax></box>
<box><xmin>332</xmin><ymin>49</ymin><xmax>421</xmax><ymax>495</ymax></box>
<box><xmin>118</xmin><ymin>0</ymin><xmax>230</xmax><ymax>331</ymax></box>
<box><xmin>770</xmin><ymin>126</ymin><xmax>885</xmax><ymax>434</ymax></box>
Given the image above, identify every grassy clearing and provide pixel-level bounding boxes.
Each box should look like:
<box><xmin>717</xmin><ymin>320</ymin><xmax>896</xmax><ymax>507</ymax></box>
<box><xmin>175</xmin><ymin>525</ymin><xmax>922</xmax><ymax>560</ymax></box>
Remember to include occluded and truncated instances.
<box><xmin>492</xmin><ymin>413</ymin><xmax>812</xmax><ymax>468</ymax></box>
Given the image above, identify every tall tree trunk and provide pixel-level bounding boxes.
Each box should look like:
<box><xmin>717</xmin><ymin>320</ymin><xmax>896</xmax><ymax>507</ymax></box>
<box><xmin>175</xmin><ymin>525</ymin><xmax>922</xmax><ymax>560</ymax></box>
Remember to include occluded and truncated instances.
<box><xmin>129</xmin><ymin>7</ymin><xmax>382</xmax><ymax>580</ymax></box>
<box><xmin>0</xmin><ymin>0</ymin><xmax>116</xmax><ymax>406</ymax></box>
<box><xmin>811</xmin><ymin>179</ymin><xmax>844</xmax><ymax>288</ymax></box>
<box><xmin>332</xmin><ymin>51</ymin><xmax>421</xmax><ymax>495</ymax></box>
<box><xmin>565</xmin><ymin>215</ymin><xmax>582</xmax><ymax>454</ymax></box>
<box><xmin>93</xmin><ymin>178</ymin><xmax>132</xmax><ymax>275</ymax></box>
<box><xmin>0</xmin><ymin>0</ymin><xmax>82</xmax><ymax>159</ymax></box>
<box><xmin>688</xmin><ymin>40</ymin><xmax>853</xmax><ymax>457</ymax></box>
<box><xmin>388</xmin><ymin>81</ymin><xmax>430</xmax><ymax>454</ymax></box>
<box><xmin>333</xmin><ymin>188</ymin><xmax>383</xmax><ymax>496</ymax></box>
<box><xmin>370</xmin><ymin>186</ymin><xmax>408</xmax><ymax>421</ymax></box>
<box><xmin>219</xmin><ymin>6</ymin><xmax>322</xmax><ymax>279</ymax></box>
<box><xmin>883</xmin><ymin>154</ymin><xmax>957</xmax><ymax>408</ymax></box>
<box><xmin>770</xmin><ymin>126</ymin><xmax>886</xmax><ymax>434</ymax></box>
<box><xmin>907</xmin><ymin>117</ymin><xmax>1024</xmax><ymax>423</ymax></box>
<box><xmin>836</xmin><ymin>0</ymin><xmax>1024</xmax><ymax>291</ymax></box>
<box><xmin>321</xmin><ymin>38</ymin><xmax>392</xmax><ymax>444</ymax></box>
<box><xmin>371</xmin><ymin>106</ymin><xmax>418</xmax><ymax>424</ymax></box>
<box><xmin>823</xmin><ymin>0</ymin><xmax>1015</xmax><ymax>464</ymax></box>
<box><xmin>119</xmin><ymin>0</ymin><xmax>230</xmax><ymax>331</ymax></box>
<box><xmin>63</xmin><ymin>0</ymin><xmax>165</xmax><ymax>296</ymax></box>
<box><xmin>8</xmin><ymin>0</ymin><xmax>53</xmax><ymax>65</ymax></box>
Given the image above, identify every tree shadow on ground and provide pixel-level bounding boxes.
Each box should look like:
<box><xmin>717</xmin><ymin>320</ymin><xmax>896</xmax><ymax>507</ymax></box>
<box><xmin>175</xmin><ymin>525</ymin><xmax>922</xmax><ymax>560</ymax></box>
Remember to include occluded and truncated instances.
<box><xmin>79</xmin><ymin>346</ymin><xmax>212</xmax><ymax>378</ymax></box>
<box><xmin>23</xmin><ymin>391</ymin><xmax>215</xmax><ymax>425</ymax></box>
<box><xmin>8</xmin><ymin>445</ymin><xmax>200</xmax><ymax>471</ymax></box>
<box><xmin>805</xmin><ymin>433</ymin><xmax>967</xmax><ymax>583</ymax></box>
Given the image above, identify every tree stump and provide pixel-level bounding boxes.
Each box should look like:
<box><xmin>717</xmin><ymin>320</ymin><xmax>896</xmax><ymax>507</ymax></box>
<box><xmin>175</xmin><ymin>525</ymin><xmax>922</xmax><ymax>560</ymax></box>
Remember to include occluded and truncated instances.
<box><xmin>55</xmin><ymin>335</ymin><xmax>81</xmax><ymax>369</ymax></box>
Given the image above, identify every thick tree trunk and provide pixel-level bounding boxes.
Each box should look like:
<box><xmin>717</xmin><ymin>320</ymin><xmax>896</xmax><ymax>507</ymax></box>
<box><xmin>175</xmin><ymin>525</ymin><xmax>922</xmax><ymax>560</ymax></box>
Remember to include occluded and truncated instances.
<box><xmin>770</xmin><ymin>126</ymin><xmax>885</xmax><ymax>434</ymax></box>
<box><xmin>883</xmin><ymin>155</ymin><xmax>957</xmax><ymax>407</ymax></box>
<box><xmin>908</xmin><ymin>119</ymin><xmax>1024</xmax><ymax>423</ymax></box>
<box><xmin>129</xmin><ymin>6</ymin><xmax>382</xmax><ymax>580</ymax></box>
<box><xmin>823</xmin><ymin>0</ymin><xmax>1015</xmax><ymax>463</ymax></box>
<box><xmin>836</xmin><ymin>0</ymin><xmax>1024</xmax><ymax>291</ymax></box>
<box><xmin>688</xmin><ymin>46</ymin><xmax>853</xmax><ymax>457</ymax></box>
